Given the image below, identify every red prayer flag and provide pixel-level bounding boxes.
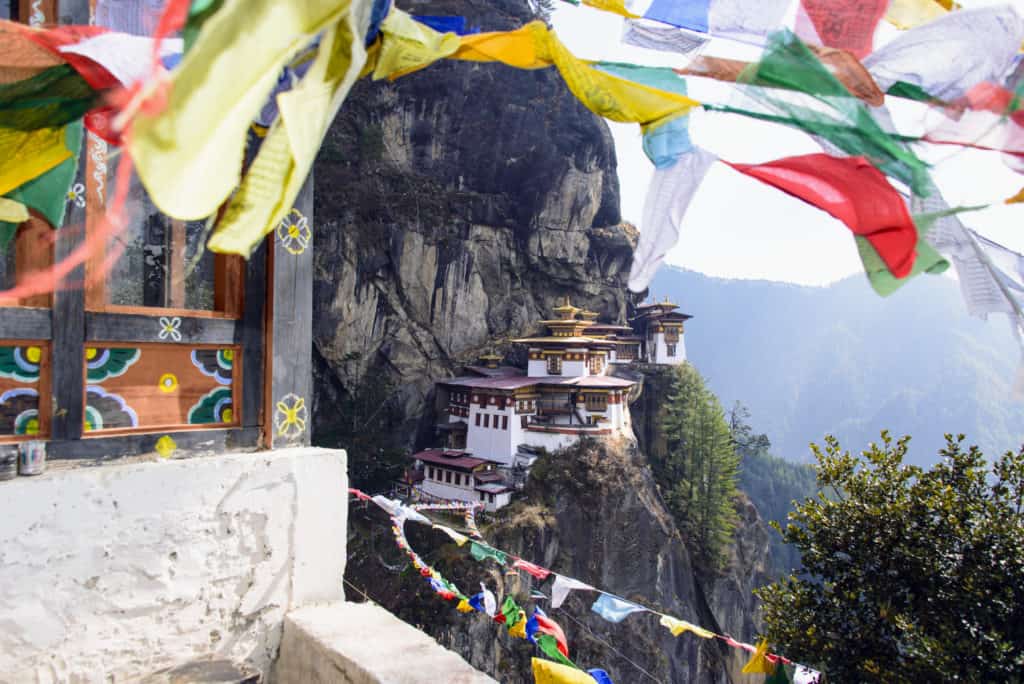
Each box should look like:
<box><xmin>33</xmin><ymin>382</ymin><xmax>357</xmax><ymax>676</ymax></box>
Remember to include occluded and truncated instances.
<box><xmin>512</xmin><ymin>558</ymin><xmax>551</xmax><ymax>581</ymax></box>
<box><xmin>797</xmin><ymin>0</ymin><xmax>888</xmax><ymax>58</ymax></box>
<box><xmin>726</xmin><ymin>154</ymin><xmax>918</xmax><ymax>278</ymax></box>
<box><xmin>534</xmin><ymin>612</ymin><xmax>570</xmax><ymax>658</ymax></box>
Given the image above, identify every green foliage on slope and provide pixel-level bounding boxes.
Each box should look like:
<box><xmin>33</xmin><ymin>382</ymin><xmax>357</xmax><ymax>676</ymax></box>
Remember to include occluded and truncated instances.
<box><xmin>758</xmin><ymin>432</ymin><xmax>1024</xmax><ymax>683</ymax></box>
<box><xmin>657</xmin><ymin>363</ymin><xmax>740</xmax><ymax>568</ymax></box>
<box><xmin>650</xmin><ymin>267</ymin><xmax>1024</xmax><ymax>466</ymax></box>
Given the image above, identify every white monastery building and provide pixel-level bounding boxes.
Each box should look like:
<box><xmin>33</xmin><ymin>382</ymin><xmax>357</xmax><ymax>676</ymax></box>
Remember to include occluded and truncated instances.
<box><xmin>409</xmin><ymin>298</ymin><xmax>693</xmax><ymax>509</ymax></box>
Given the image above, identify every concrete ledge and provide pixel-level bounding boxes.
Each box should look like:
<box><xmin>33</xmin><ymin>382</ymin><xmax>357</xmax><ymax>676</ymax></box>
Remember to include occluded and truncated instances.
<box><xmin>275</xmin><ymin>602</ymin><xmax>497</xmax><ymax>684</ymax></box>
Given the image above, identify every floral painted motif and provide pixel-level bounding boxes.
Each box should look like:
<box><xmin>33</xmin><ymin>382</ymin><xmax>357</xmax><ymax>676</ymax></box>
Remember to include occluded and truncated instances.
<box><xmin>187</xmin><ymin>387</ymin><xmax>233</xmax><ymax>425</ymax></box>
<box><xmin>0</xmin><ymin>346</ymin><xmax>42</xmax><ymax>382</ymax></box>
<box><xmin>158</xmin><ymin>373</ymin><xmax>178</xmax><ymax>393</ymax></box>
<box><xmin>0</xmin><ymin>388</ymin><xmax>39</xmax><ymax>436</ymax></box>
<box><xmin>158</xmin><ymin>316</ymin><xmax>182</xmax><ymax>342</ymax></box>
<box><xmin>155</xmin><ymin>435</ymin><xmax>177</xmax><ymax>458</ymax></box>
<box><xmin>84</xmin><ymin>386</ymin><xmax>138</xmax><ymax>431</ymax></box>
<box><xmin>276</xmin><ymin>209</ymin><xmax>311</xmax><ymax>256</ymax></box>
<box><xmin>66</xmin><ymin>182</ymin><xmax>86</xmax><ymax>208</ymax></box>
<box><xmin>191</xmin><ymin>349</ymin><xmax>233</xmax><ymax>385</ymax></box>
<box><xmin>274</xmin><ymin>393</ymin><xmax>307</xmax><ymax>438</ymax></box>
<box><xmin>86</xmin><ymin>347</ymin><xmax>141</xmax><ymax>383</ymax></box>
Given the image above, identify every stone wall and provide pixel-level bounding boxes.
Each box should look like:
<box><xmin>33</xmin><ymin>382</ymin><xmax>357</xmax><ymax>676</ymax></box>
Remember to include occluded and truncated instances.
<box><xmin>0</xmin><ymin>448</ymin><xmax>347</xmax><ymax>683</ymax></box>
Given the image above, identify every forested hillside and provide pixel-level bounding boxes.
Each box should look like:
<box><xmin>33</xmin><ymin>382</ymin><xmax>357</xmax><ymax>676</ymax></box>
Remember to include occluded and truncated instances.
<box><xmin>650</xmin><ymin>267</ymin><xmax>1024</xmax><ymax>466</ymax></box>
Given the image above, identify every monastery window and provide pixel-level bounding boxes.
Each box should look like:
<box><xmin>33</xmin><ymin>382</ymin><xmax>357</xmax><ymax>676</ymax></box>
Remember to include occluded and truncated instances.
<box><xmin>665</xmin><ymin>327</ymin><xmax>680</xmax><ymax>343</ymax></box>
<box><xmin>453</xmin><ymin>473</ymin><xmax>460</xmax><ymax>486</ymax></box>
<box><xmin>589</xmin><ymin>355</ymin><xmax>602</xmax><ymax>374</ymax></box>
<box><xmin>445</xmin><ymin>470</ymin><xmax>452</xmax><ymax>484</ymax></box>
<box><xmin>666</xmin><ymin>343</ymin><xmax>677</xmax><ymax>357</ymax></box>
<box><xmin>483</xmin><ymin>414</ymin><xmax>490</xmax><ymax>428</ymax></box>
<box><xmin>547</xmin><ymin>355</ymin><xmax>562</xmax><ymax>375</ymax></box>
<box><xmin>475</xmin><ymin>413</ymin><xmax>481</xmax><ymax>426</ymax></box>
<box><xmin>585</xmin><ymin>393</ymin><xmax>608</xmax><ymax>412</ymax></box>
<box><xmin>502</xmin><ymin>415</ymin><xmax>508</xmax><ymax>430</ymax></box>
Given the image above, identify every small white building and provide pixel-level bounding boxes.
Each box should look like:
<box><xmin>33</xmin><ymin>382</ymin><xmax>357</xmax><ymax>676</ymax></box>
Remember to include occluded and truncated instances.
<box><xmin>411</xmin><ymin>449</ymin><xmax>513</xmax><ymax>512</ymax></box>
<box><xmin>630</xmin><ymin>300</ymin><xmax>692</xmax><ymax>365</ymax></box>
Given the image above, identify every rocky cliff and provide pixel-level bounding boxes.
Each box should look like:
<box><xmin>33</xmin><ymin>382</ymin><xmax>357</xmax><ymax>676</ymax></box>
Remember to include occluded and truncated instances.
<box><xmin>311</xmin><ymin>0</ymin><xmax>635</xmax><ymax>451</ymax></box>
<box><xmin>346</xmin><ymin>438</ymin><xmax>771</xmax><ymax>683</ymax></box>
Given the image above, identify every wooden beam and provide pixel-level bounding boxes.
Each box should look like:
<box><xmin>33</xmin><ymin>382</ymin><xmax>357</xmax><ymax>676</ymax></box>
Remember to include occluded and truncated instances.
<box><xmin>0</xmin><ymin>308</ymin><xmax>51</xmax><ymax>339</ymax></box>
<box><xmin>46</xmin><ymin>427</ymin><xmax>260</xmax><ymax>462</ymax></box>
<box><xmin>214</xmin><ymin>253</ymin><xmax>244</xmax><ymax>318</ymax></box>
<box><xmin>83</xmin><ymin>132</ymin><xmax>107</xmax><ymax>311</ymax></box>
<box><xmin>86</xmin><ymin>312</ymin><xmax>237</xmax><ymax>345</ymax></box>
<box><xmin>240</xmin><ymin>240</ymin><xmax>267</xmax><ymax>431</ymax></box>
<box><xmin>168</xmin><ymin>219</ymin><xmax>186</xmax><ymax>309</ymax></box>
<box><xmin>266</xmin><ymin>176</ymin><xmax>313</xmax><ymax>449</ymax></box>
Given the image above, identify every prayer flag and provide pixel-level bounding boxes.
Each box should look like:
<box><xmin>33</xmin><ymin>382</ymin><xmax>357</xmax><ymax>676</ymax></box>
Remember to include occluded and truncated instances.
<box><xmin>410</xmin><ymin>15</ymin><xmax>473</xmax><ymax>36</ymax></box>
<box><xmin>795</xmin><ymin>0</ymin><xmax>888</xmax><ymax>58</ymax></box>
<box><xmin>0</xmin><ymin>126</ymin><xmax>72</xmax><ymax>198</ymax></box>
<box><xmin>793</xmin><ymin>665</ymin><xmax>823</xmax><ymax>684</ymax></box>
<box><xmin>621</xmin><ymin>20</ymin><xmax>708</xmax><ymax>57</ymax></box>
<box><xmin>587</xmin><ymin>670</ymin><xmax>614</xmax><ymax>684</ymax></box>
<box><xmin>470</xmin><ymin>542</ymin><xmax>509</xmax><ymax>565</ymax></box>
<box><xmin>536</xmin><ymin>26</ymin><xmax>700</xmax><ymax>129</ymax></box>
<box><xmin>536</xmin><ymin>634</ymin><xmax>578</xmax><ymax>669</ymax></box>
<box><xmin>864</xmin><ymin>5</ymin><xmax>1024</xmax><ymax>101</ymax></box>
<box><xmin>741</xmin><ymin>638</ymin><xmax>775</xmax><ymax>674</ymax></box>
<box><xmin>469</xmin><ymin>584</ymin><xmax>498</xmax><ymax>616</ymax></box>
<box><xmin>209</xmin><ymin>1</ymin><xmax>374</xmax><ymax>256</ymax></box>
<box><xmin>0</xmin><ymin>65</ymin><xmax>97</xmax><ymax>132</ymax></box>
<box><xmin>429</xmin><ymin>577</ymin><xmax>456</xmax><ymax>600</ymax></box>
<box><xmin>590</xmin><ymin>594</ymin><xmax>646</xmax><ymax>623</ymax></box>
<box><xmin>531</xmin><ymin>658</ymin><xmax>589</xmax><ymax>683</ymax></box>
<box><xmin>58</xmin><ymin>33</ymin><xmax>183</xmax><ymax>88</ymax></box>
<box><xmin>501</xmin><ymin>596</ymin><xmax>523</xmax><ymax>626</ymax></box>
<box><xmin>434</xmin><ymin>524</ymin><xmax>469</xmax><ymax>546</ymax></box>
<box><xmin>767</xmin><ymin>664</ymin><xmax>791</xmax><ymax>684</ymax></box>
<box><xmin>0</xmin><ymin>119</ymin><xmax>83</xmax><ymax>248</ymax></box>
<box><xmin>373</xmin><ymin>9</ymin><xmax>461</xmax><ymax>81</ymax></box>
<box><xmin>513</xmin><ymin>558</ymin><xmax>551</xmax><ymax>580</ymax></box>
<box><xmin>0</xmin><ymin>21</ymin><xmax>65</xmax><ymax>85</ymax></box>
<box><xmin>582</xmin><ymin>0</ymin><xmax>638</xmax><ymax>19</ymax></box>
<box><xmin>509</xmin><ymin>610</ymin><xmax>528</xmax><ymax>638</ymax></box>
<box><xmin>629</xmin><ymin>0</ymin><xmax>790</xmax><ymax>45</ymax></box>
<box><xmin>628</xmin><ymin>146</ymin><xmax>716</xmax><ymax>292</ymax></box>
<box><xmin>886</xmin><ymin>0</ymin><xmax>950</xmax><ymax>30</ymax></box>
<box><xmin>0</xmin><ymin>198</ymin><xmax>28</xmax><ymax>225</ymax></box>
<box><xmin>659</xmin><ymin>614</ymin><xmax>716</xmax><ymax>639</ymax></box>
<box><xmin>531</xmin><ymin>610</ymin><xmax>569</xmax><ymax>658</ymax></box>
<box><xmin>550</xmin><ymin>575</ymin><xmax>595</xmax><ymax>609</ymax></box>
<box><xmin>456</xmin><ymin>598</ymin><xmax>474</xmax><ymax>613</ymax></box>
<box><xmin>130</xmin><ymin>0</ymin><xmax>359</xmax><ymax>223</ymax></box>
<box><xmin>726</xmin><ymin>154</ymin><xmax>919</xmax><ymax>278</ymax></box>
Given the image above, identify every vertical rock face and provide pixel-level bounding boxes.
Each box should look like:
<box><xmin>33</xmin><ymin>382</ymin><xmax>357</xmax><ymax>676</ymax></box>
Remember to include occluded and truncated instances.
<box><xmin>312</xmin><ymin>0</ymin><xmax>635</xmax><ymax>445</ymax></box>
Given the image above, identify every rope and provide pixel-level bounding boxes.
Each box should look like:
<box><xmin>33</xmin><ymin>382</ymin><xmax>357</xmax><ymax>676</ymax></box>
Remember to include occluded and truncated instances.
<box><xmin>343</xmin><ymin>577</ymin><xmax>379</xmax><ymax>605</ymax></box>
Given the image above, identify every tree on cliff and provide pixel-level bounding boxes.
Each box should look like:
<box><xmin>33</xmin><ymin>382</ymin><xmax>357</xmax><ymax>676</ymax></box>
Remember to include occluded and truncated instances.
<box><xmin>659</xmin><ymin>363</ymin><xmax>740</xmax><ymax>568</ymax></box>
<box><xmin>758</xmin><ymin>432</ymin><xmax>1024</xmax><ymax>683</ymax></box>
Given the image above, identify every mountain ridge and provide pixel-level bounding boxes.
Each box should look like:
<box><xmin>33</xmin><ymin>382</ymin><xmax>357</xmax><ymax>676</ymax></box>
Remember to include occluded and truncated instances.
<box><xmin>650</xmin><ymin>266</ymin><xmax>1024</xmax><ymax>465</ymax></box>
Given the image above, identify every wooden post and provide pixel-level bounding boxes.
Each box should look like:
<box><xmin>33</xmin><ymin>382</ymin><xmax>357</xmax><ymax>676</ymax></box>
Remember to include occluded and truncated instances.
<box><xmin>265</xmin><ymin>176</ymin><xmax>313</xmax><ymax>449</ymax></box>
<box><xmin>83</xmin><ymin>132</ymin><xmax>108</xmax><ymax>310</ymax></box>
<box><xmin>19</xmin><ymin>0</ymin><xmax>55</xmax><ymax>24</ymax></box>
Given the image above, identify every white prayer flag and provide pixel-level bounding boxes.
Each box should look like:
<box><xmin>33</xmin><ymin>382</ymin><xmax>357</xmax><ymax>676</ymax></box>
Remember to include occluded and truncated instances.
<box><xmin>550</xmin><ymin>575</ymin><xmax>595</xmax><ymax>609</ymax></box>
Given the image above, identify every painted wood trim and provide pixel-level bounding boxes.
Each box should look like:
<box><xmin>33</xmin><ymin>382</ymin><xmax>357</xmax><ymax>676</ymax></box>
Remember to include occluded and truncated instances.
<box><xmin>0</xmin><ymin>307</ymin><xmax>51</xmax><ymax>339</ymax></box>
<box><xmin>241</xmin><ymin>239</ymin><xmax>267</xmax><ymax>431</ymax></box>
<box><xmin>46</xmin><ymin>426</ymin><xmax>260</xmax><ymax>462</ymax></box>
<box><xmin>19</xmin><ymin>0</ymin><xmax>55</xmax><ymax>24</ymax></box>
<box><xmin>86</xmin><ymin>312</ymin><xmax>237</xmax><ymax>344</ymax></box>
<box><xmin>83</xmin><ymin>132</ymin><xmax>107</xmax><ymax>310</ymax></box>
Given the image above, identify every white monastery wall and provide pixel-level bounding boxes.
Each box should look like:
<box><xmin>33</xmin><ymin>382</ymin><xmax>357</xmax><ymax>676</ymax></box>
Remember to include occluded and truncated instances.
<box><xmin>466</xmin><ymin>405</ymin><xmax>515</xmax><ymax>465</ymax></box>
<box><xmin>0</xmin><ymin>447</ymin><xmax>347</xmax><ymax>684</ymax></box>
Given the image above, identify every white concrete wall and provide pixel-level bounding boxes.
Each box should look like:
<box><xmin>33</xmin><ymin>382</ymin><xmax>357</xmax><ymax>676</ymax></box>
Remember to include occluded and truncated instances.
<box><xmin>466</xmin><ymin>405</ymin><xmax>515</xmax><ymax>465</ymax></box>
<box><xmin>562</xmin><ymin>359</ymin><xmax>587</xmax><ymax>377</ymax></box>
<box><xmin>0</xmin><ymin>448</ymin><xmax>347</xmax><ymax>683</ymax></box>
<box><xmin>527</xmin><ymin>359</ymin><xmax>548</xmax><ymax>377</ymax></box>
<box><xmin>650</xmin><ymin>332</ymin><xmax>686</xmax><ymax>365</ymax></box>
<box><xmin>420</xmin><ymin>472</ymin><xmax>477</xmax><ymax>501</ymax></box>
<box><xmin>520</xmin><ymin>429</ymin><xmax>582</xmax><ymax>453</ymax></box>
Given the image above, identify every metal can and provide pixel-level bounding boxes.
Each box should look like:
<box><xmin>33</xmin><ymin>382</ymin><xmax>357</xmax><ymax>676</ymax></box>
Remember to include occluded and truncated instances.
<box><xmin>0</xmin><ymin>445</ymin><xmax>17</xmax><ymax>481</ymax></box>
<box><xmin>18</xmin><ymin>440</ymin><xmax>46</xmax><ymax>476</ymax></box>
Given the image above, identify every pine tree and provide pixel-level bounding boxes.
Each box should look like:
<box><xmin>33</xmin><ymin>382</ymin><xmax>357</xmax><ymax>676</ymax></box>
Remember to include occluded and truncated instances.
<box><xmin>659</xmin><ymin>364</ymin><xmax>740</xmax><ymax>567</ymax></box>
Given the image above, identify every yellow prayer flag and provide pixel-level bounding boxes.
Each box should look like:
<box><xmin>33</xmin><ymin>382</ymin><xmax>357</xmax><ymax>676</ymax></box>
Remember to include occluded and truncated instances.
<box><xmin>456</xmin><ymin>598</ymin><xmax>474</xmax><ymax>613</ymax></box>
<box><xmin>0</xmin><ymin>126</ymin><xmax>70</xmax><ymax>197</ymax></box>
<box><xmin>659</xmin><ymin>614</ymin><xmax>716</xmax><ymax>640</ymax></box>
<box><xmin>373</xmin><ymin>9</ymin><xmax>461</xmax><ymax>81</ymax></box>
<box><xmin>451</xmin><ymin>22</ymin><xmax>550</xmax><ymax>70</ymax></box>
<box><xmin>509</xmin><ymin>610</ymin><xmax>528</xmax><ymax>639</ymax></box>
<box><xmin>531</xmin><ymin>658</ymin><xmax>592</xmax><ymax>684</ymax></box>
<box><xmin>208</xmin><ymin>1</ymin><xmax>372</xmax><ymax>256</ymax></box>
<box><xmin>0</xmin><ymin>197</ymin><xmax>29</xmax><ymax>223</ymax></box>
<box><xmin>1006</xmin><ymin>185</ymin><xmax>1024</xmax><ymax>204</ymax></box>
<box><xmin>434</xmin><ymin>524</ymin><xmax>469</xmax><ymax>546</ymax></box>
<box><xmin>741</xmin><ymin>638</ymin><xmax>776</xmax><ymax>675</ymax></box>
<box><xmin>885</xmin><ymin>0</ymin><xmax>953</xmax><ymax>29</ymax></box>
<box><xmin>534</xmin><ymin>25</ymin><xmax>700</xmax><ymax>128</ymax></box>
<box><xmin>582</xmin><ymin>0</ymin><xmax>640</xmax><ymax>19</ymax></box>
<box><xmin>130</xmin><ymin>0</ymin><xmax>355</xmax><ymax>222</ymax></box>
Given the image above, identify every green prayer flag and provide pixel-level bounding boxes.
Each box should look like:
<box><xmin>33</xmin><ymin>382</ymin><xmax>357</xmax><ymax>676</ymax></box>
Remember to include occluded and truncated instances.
<box><xmin>717</xmin><ymin>30</ymin><xmax>931</xmax><ymax>196</ymax></box>
<box><xmin>501</xmin><ymin>596</ymin><xmax>522</xmax><ymax>626</ymax></box>
<box><xmin>886</xmin><ymin>81</ymin><xmax>935</xmax><ymax>103</ymax></box>
<box><xmin>184</xmin><ymin>0</ymin><xmax>226</xmax><ymax>52</ymax></box>
<box><xmin>0</xmin><ymin>120</ymin><xmax>83</xmax><ymax>249</ymax></box>
<box><xmin>766</xmin><ymin>663</ymin><xmax>791</xmax><ymax>684</ymax></box>
<box><xmin>856</xmin><ymin>206</ymin><xmax>986</xmax><ymax>296</ymax></box>
<box><xmin>536</xmin><ymin>633</ymin><xmax>579</xmax><ymax>669</ymax></box>
<box><xmin>469</xmin><ymin>542</ymin><xmax>508</xmax><ymax>566</ymax></box>
<box><xmin>0</xmin><ymin>65</ymin><xmax>97</xmax><ymax>132</ymax></box>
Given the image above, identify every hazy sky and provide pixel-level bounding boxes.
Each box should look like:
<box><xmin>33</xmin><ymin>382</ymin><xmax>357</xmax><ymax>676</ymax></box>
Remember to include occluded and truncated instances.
<box><xmin>552</xmin><ymin>0</ymin><xmax>1024</xmax><ymax>285</ymax></box>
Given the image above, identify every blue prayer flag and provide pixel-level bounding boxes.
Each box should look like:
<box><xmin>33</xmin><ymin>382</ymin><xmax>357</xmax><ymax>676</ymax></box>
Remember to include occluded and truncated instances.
<box><xmin>590</xmin><ymin>594</ymin><xmax>646</xmax><ymax>623</ymax></box>
<box><xmin>588</xmin><ymin>669</ymin><xmax>615</xmax><ymax>684</ymax></box>
<box><xmin>645</xmin><ymin>0</ymin><xmax>709</xmax><ymax>33</ymax></box>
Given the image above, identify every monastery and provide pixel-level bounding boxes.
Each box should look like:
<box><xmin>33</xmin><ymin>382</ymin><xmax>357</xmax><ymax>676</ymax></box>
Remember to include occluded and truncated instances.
<box><xmin>407</xmin><ymin>298</ymin><xmax>692</xmax><ymax>510</ymax></box>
